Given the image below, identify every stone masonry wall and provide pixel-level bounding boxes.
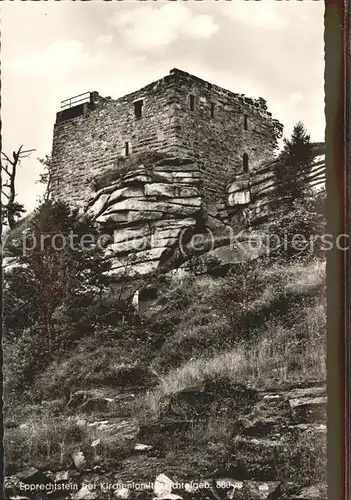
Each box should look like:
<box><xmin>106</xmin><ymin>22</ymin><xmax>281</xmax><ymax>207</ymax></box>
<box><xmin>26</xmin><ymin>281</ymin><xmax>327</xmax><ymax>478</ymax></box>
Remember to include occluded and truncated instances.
<box><xmin>50</xmin><ymin>69</ymin><xmax>282</xmax><ymax>207</ymax></box>
<box><xmin>51</xmin><ymin>76</ymin><xmax>181</xmax><ymax>207</ymax></box>
<box><xmin>168</xmin><ymin>69</ymin><xmax>283</xmax><ymax>199</ymax></box>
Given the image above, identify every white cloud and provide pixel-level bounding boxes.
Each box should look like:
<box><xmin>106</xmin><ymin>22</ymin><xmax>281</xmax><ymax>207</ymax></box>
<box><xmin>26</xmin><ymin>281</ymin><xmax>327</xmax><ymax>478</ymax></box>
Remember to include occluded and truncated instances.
<box><xmin>96</xmin><ymin>34</ymin><xmax>113</xmax><ymax>46</ymax></box>
<box><xmin>288</xmin><ymin>92</ymin><xmax>303</xmax><ymax>106</ymax></box>
<box><xmin>225</xmin><ymin>2</ymin><xmax>288</xmax><ymax>30</ymax></box>
<box><xmin>109</xmin><ymin>4</ymin><xmax>218</xmax><ymax>52</ymax></box>
<box><xmin>9</xmin><ymin>40</ymin><xmax>103</xmax><ymax>76</ymax></box>
<box><xmin>188</xmin><ymin>14</ymin><xmax>219</xmax><ymax>39</ymax></box>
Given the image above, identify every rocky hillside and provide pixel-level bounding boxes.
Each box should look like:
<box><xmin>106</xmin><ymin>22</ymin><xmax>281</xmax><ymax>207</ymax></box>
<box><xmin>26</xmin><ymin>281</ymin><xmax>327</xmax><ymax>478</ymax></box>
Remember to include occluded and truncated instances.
<box><xmin>3</xmin><ymin>148</ymin><xmax>327</xmax><ymax>500</ymax></box>
<box><xmin>4</xmin><ymin>256</ymin><xmax>327</xmax><ymax>499</ymax></box>
<box><xmin>81</xmin><ymin>146</ymin><xmax>326</xmax><ymax>279</ymax></box>
<box><xmin>225</xmin><ymin>143</ymin><xmax>325</xmax><ymax>227</ymax></box>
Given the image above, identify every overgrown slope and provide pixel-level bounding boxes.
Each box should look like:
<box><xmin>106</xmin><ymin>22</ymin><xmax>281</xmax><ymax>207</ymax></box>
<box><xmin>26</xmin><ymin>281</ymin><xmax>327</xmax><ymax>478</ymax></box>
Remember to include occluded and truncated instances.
<box><xmin>4</xmin><ymin>255</ymin><xmax>326</xmax><ymax>499</ymax></box>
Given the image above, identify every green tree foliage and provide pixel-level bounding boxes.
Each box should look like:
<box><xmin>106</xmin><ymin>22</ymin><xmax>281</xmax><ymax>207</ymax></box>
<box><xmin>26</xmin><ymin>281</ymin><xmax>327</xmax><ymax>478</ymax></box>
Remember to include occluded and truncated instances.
<box><xmin>268</xmin><ymin>122</ymin><xmax>326</xmax><ymax>263</ymax></box>
<box><xmin>275</xmin><ymin>121</ymin><xmax>314</xmax><ymax>202</ymax></box>
<box><xmin>3</xmin><ymin>200</ymin><xmax>112</xmax><ymax>351</ymax></box>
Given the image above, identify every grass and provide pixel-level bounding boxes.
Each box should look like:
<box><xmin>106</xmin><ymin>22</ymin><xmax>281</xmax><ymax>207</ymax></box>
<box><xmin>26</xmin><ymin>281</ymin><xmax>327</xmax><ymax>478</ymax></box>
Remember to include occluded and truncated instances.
<box><xmin>5</xmin><ymin>415</ymin><xmax>135</xmax><ymax>473</ymax></box>
<box><xmin>144</xmin><ymin>313</ymin><xmax>326</xmax><ymax>422</ymax></box>
<box><xmin>33</xmin><ymin>340</ymin><xmax>159</xmax><ymax>401</ymax></box>
<box><xmin>147</xmin><ymin>258</ymin><xmax>326</xmax><ymax>368</ymax></box>
<box><xmin>29</xmin><ymin>259</ymin><xmax>324</xmax><ymax>402</ymax></box>
<box><xmin>4</xmin><ymin>256</ymin><xmax>326</xmax><ymax>484</ymax></box>
<box><xmin>27</xmin><ymin>258</ymin><xmax>325</xmax><ymax>411</ymax></box>
<box><xmin>5</xmin><ymin>417</ymin><xmax>85</xmax><ymax>472</ymax></box>
<box><xmin>141</xmin><ymin>258</ymin><xmax>326</xmax><ymax>420</ymax></box>
<box><xmin>260</xmin><ymin>259</ymin><xmax>325</xmax><ymax>297</ymax></box>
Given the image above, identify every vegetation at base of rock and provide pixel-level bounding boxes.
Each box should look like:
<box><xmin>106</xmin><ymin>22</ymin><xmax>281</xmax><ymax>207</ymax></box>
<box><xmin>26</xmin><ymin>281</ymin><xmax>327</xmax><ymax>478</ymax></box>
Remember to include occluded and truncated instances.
<box><xmin>140</xmin><ymin>259</ymin><xmax>325</xmax><ymax>418</ymax></box>
<box><xmin>264</xmin><ymin>195</ymin><xmax>326</xmax><ymax>262</ymax></box>
<box><xmin>4</xmin><ymin>201</ymin><xmax>111</xmax><ymax>328</ymax></box>
<box><xmin>19</xmin><ymin>258</ymin><xmax>325</xmax><ymax>405</ymax></box>
<box><xmin>4</xmin><ymin>252</ymin><xmax>326</xmax><ymax>488</ymax></box>
<box><xmin>5</xmin><ymin>414</ymin><xmax>135</xmax><ymax>474</ymax></box>
<box><xmin>3</xmin><ymin>134</ymin><xmax>327</xmax><ymax>498</ymax></box>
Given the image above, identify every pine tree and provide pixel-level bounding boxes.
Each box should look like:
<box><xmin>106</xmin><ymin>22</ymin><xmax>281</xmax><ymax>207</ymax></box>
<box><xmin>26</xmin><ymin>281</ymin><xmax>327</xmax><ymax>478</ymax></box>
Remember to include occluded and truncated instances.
<box><xmin>275</xmin><ymin>121</ymin><xmax>313</xmax><ymax>202</ymax></box>
<box><xmin>270</xmin><ymin>122</ymin><xmax>325</xmax><ymax>263</ymax></box>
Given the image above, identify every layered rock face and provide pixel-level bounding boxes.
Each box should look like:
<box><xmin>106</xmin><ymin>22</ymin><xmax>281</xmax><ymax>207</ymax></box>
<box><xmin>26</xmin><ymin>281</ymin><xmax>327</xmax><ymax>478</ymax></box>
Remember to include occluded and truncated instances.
<box><xmin>225</xmin><ymin>144</ymin><xmax>325</xmax><ymax>226</ymax></box>
<box><xmin>84</xmin><ymin>147</ymin><xmax>325</xmax><ymax>277</ymax></box>
<box><xmin>86</xmin><ymin>158</ymin><xmax>205</xmax><ymax>276</ymax></box>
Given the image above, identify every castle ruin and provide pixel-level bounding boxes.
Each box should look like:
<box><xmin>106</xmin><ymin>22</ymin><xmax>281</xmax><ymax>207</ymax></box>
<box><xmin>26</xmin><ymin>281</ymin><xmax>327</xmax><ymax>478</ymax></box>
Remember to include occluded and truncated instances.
<box><xmin>49</xmin><ymin>69</ymin><xmax>325</xmax><ymax>276</ymax></box>
<box><xmin>50</xmin><ymin>68</ymin><xmax>283</xmax><ymax>207</ymax></box>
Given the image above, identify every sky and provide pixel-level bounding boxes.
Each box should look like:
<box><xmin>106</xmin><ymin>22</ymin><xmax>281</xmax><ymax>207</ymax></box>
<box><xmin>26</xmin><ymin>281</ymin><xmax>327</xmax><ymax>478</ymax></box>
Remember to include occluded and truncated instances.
<box><xmin>2</xmin><ymin>0</ymin><xmax>325</xmax><ymax>213</ymax></box>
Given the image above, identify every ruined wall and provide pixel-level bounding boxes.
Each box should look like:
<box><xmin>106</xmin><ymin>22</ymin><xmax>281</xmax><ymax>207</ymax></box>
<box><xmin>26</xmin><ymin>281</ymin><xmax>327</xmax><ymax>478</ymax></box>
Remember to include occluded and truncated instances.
<box><xmin>50</xmin><ymin>69</ymin><xmax>282</xmax><ymax>207</ymax></box>
<box><xmin>51</xmin><ymin>76</ymin><xmax>181</xmax><ymax>207</ymax></box>
<box><xmin>168</xmin><ymin>69</ymin><xmax>282</xmax><ymax>198</ymax></box>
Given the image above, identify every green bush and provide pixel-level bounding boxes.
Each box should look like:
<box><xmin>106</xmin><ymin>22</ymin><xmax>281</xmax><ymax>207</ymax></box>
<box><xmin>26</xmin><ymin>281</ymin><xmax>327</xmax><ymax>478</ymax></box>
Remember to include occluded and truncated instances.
<box><xmin>3</xmin><ymin>327</ymin><xmax>52</xmax><ymax>398</ymax></box>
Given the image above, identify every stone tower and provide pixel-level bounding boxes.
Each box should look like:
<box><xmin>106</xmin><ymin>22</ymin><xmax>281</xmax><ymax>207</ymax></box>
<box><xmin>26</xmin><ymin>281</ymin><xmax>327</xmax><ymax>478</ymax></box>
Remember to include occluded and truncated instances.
<box><xmin>50</xmin><ymin>68</ymin><xmax>283</xmax><ymax>207</ymax></box>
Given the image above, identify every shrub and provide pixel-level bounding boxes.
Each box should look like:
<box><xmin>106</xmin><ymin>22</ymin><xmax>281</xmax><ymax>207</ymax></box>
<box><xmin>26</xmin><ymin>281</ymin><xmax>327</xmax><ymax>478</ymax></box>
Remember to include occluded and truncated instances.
<box><xmin>3</xmin><ymin>200</ymin><xmax>114</xmax><ymax>394</ymax></box>
<box><xmin>3</xmin><ymin>327</ymin><xmax>53</xmax><ymax>398</ymax></box>
<box><xmin>149</xmin><ymin>259</ymin><xmax>325</xmax><ymax>371</ymax></box>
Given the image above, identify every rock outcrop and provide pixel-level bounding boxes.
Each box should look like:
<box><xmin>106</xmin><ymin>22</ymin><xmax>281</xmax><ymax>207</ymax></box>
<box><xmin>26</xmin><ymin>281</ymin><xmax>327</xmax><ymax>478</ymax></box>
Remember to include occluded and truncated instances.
<box><xmin>2</xmin><ymin>148</ymin><xmax>326</xmax><ymax>280</ymax></box>
<box><xmin>86</xmin><ymin>157</ymin><xmax>203</xmax><ymax>276</ymax></box>
<box><xmin>225</xmin><ymin>144</ymin><xmax>325</xmax><ymax>227</ymax></box>
<box><xmin>85</xmin><ymin>156</ymin><xmax>273</xmax><ymax>278</ymax></box>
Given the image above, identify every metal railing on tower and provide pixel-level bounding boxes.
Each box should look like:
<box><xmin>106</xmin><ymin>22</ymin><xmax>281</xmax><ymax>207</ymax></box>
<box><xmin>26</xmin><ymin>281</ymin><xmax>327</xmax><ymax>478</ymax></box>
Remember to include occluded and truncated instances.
<box><xmin>60</xmin><ymin>92</ymin><xmax>92</xmax><ymax>110</ymax></box>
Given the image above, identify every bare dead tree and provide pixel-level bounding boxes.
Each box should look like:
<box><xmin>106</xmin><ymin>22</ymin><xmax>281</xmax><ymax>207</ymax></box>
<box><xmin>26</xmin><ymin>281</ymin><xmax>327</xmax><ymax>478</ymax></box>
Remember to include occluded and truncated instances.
<box><xmin>1</xmin><ymin>145</ymin><xmax>35</xmax><ymax>229</ymax></box>
<box><xmin>37</xmin><ymin>155</ymin><xmax>53</xmax><ymax>202</ymax></box>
